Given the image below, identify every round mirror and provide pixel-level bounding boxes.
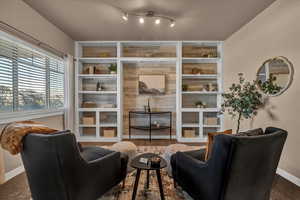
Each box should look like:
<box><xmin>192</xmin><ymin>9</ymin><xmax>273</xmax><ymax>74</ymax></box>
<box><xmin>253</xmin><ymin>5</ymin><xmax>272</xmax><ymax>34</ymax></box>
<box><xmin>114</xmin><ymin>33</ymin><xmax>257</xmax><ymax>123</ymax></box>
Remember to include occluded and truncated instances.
<box><xmin>257</xmin><ymin>56</ymin><xmax>294</xmax><ymax>96</ymax></box>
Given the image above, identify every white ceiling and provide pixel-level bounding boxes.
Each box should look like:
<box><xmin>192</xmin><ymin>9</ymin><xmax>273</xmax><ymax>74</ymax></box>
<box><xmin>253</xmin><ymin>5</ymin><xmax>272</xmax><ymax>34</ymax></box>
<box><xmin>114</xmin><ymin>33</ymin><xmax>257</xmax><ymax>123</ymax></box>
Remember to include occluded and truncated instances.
<box><xmin>23</xmin><ymin>0</ymin><xmax>276</xmax><ymax>41</ymax></box>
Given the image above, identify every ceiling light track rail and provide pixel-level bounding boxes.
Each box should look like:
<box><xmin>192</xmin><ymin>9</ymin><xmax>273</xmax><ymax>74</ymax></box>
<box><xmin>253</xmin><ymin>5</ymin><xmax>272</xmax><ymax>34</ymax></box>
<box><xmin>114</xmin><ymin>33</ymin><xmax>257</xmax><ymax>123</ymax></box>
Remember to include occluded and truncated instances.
<box><xmin>121</xmin><ymin>10</ymin><xmax>176</xmax><ymax>27</ymax></box>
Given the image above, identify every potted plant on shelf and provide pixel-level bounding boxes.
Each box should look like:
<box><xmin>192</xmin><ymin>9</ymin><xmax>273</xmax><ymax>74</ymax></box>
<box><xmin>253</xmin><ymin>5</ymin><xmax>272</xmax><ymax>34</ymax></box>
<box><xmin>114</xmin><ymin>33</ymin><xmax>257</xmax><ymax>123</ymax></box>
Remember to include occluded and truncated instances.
<box><xmin>222</xmin><ymin>74</ymin><xmax>263</xmax><ymax>133</ymax></box>
<box><xmin>108</xmin><ymin>63</ymin><xmax>117</xmax><ymax>74</ymax></box>
<box><xmin>182</xmin><ymin>84</ymin><xmax>188</xmax><ymax>91</ymax></box>
<box><xmin>195</xmin><ymin>101</ymin><xmax>206</xmax><ymax>108</ymax></box>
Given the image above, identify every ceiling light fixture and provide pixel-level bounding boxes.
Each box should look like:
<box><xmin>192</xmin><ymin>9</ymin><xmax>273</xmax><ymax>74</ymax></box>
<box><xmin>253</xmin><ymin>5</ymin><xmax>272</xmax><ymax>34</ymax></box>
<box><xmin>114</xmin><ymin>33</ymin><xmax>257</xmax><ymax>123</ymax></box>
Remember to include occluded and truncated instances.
<box><xmin>122</xmin><ymin>13</ymin><xmax>128</xmax><ymax>21</ymax></box>
<box><xmin>120</xmin><ymin>10</ymin><xmax>175</xmax><ymax>28</ymax></box>
<box><xmin>170</xmin><ymin>20</ymin><xmax>175</xmax><ymax>28</ymax></box>
<box><xmin>139</xmin><ymin>17</ymin><xmax>145</xmax><ymax>24</ymax></box>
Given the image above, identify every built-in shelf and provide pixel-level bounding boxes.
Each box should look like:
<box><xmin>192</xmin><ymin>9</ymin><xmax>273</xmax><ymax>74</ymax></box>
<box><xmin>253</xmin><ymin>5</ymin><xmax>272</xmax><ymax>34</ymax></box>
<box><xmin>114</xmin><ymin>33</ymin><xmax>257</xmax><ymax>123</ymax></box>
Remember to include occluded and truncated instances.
<box><xmin>78</xmin><ymin>74</ymin><xmax>117</xmax><ymax>78</ymax></box>
<box><xmin>182</xmin><ymin>123</ymin><xmax>199</xmax><ymax>128</ymax></box>
<box><xmin>120</xmin><ymin>57</ymin><xmax>177</xmax><ymax>63</ymax></box>
<box><xmin>78</xmin><ymin>91</ymin><xmax>117</xmax><ymax>94</ymax></box>
<box><xmin>75</xmin><ymin>41</ymin><xmax>223</xmax><ymax>142</ymax></box>
<box><xmin>78</xmin><ymin>108</ymin><xmax>118</xmax><ymax>112</ymax></box>
<box><xmin>78</xmin><ymin>57</ymin><xmax>117</xmax><ymax>63</ymax></box>
<box><xmin>203</xmin><ymin>125</ymin><xmax>221</xmax><ymax>128</ymax></box>
<box><xmin>182</xmin><ymin>91</ymin><xmax>220</xmax><ymax>94</ymax></box>
<box><xmin>181</xmin><ymin>108</ymin><xmax>221</xmax><ymax>112</ymax></box>
<box><xmin>79</xmin><ymin>125</ymin><xmax>97</xmax><ymax>128</ymax></box>
<box><xmin>99</xmin><ymin>123</ymin><xmax>118</xmax><ymax>127</ymax></box>
<box><xmin>182</xmin><ymin>74</ymin><xmax>218</xmax><ymax>79</ymax></box>
<box><xmin>182</xmin><ymin>58</ymin><xmax>220</xmax><ymax>63</ymax></box>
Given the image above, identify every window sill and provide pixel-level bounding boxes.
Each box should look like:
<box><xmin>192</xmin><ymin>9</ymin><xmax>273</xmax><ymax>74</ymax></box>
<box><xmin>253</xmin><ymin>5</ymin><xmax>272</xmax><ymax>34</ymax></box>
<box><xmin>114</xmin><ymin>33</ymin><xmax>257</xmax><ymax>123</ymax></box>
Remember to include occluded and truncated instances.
<box><xmin>0</xmin><ymin>109</ymin><xmax>64</xmax><ymax>125</ymax></box>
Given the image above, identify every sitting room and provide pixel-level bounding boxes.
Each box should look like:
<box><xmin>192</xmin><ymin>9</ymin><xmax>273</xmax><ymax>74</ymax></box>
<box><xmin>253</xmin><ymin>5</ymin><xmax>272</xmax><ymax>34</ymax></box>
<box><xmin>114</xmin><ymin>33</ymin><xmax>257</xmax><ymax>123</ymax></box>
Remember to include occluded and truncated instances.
<box><xmin>0</xmin><ymin>0</ymin><xmax>300</xmax><ymax>199</ymax></box>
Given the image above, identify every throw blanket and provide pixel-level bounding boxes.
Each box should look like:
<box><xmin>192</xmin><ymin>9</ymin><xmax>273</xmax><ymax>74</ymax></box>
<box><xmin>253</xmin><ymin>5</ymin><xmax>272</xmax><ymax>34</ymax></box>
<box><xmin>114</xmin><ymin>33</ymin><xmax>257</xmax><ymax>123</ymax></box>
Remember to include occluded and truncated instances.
<box><xmin>0</xmin><ymin>121</ymin><xmax>57</xmax><ymax>155</ymax></box>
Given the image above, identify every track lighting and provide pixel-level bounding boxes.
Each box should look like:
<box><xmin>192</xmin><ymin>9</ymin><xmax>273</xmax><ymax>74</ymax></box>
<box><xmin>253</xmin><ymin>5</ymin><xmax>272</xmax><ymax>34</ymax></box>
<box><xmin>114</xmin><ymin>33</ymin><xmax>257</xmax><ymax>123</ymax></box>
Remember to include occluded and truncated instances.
<box><xmin>170</xmin><ymin>21</ymin><xmax>175</xmax><ymax>28</ymax></box>
<box><xmin>120</xmin><ymin>10</ymin><xmax>175</xmax><ymax>28</ymax></box>
<box><xmin>122</xmin><ymin>13</ymin><xmax>128</xmax><ymax>21</ymax></box>
<box><xmin>139</xmin><ymin>17</ymin><xmax>145</xmax><ymax>24</ymax></box>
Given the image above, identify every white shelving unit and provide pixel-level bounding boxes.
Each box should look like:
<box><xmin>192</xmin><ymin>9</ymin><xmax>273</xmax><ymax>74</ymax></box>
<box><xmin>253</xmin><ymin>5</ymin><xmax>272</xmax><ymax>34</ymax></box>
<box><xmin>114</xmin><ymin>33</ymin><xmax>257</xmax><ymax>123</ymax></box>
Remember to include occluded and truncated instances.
<box><xmin>75</xmin><ymin>42</ymin><xmax>120</xmax><ymax>142</ymax></box>
<box><xmin>75</xmin><ymin>41</ymin><xmax>223</xmax><ymax>142</ymax></box>
<box><xmin>178</xmin><ymin>41</ymin><xmax>223</xmax><ymax>142</ymax></box>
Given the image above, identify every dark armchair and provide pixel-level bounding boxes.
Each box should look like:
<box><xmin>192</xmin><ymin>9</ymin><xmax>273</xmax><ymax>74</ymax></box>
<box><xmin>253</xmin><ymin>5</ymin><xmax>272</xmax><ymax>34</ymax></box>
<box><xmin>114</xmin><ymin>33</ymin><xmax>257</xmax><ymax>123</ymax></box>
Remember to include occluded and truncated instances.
<box><xmin>171</xmin><ymin>127</ymin><xmax>287</xmax><ymax>200</ymax></box>
<box><xmin>21</xmin><ymin>131</ymin><xmax>128</xmax><ymax>200</ymax></box>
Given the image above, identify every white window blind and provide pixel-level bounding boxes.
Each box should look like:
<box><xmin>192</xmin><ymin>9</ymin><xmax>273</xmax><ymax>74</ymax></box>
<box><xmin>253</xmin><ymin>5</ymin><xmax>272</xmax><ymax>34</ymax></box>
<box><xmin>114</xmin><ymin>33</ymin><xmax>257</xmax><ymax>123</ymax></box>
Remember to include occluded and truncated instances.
<box><xmin>49</xmin><ymin>58</ymin><xmax>64</xmax><ymax>109</ymax></box>
<box><xmin>0</xmin><ymin>39</ymin><xmax>14</xmax><ymax>112</ymax></box>
<box><xmin>0</xmin><ymin>36</ymin><xmax>65</xmax><ymax>114</ymax></box>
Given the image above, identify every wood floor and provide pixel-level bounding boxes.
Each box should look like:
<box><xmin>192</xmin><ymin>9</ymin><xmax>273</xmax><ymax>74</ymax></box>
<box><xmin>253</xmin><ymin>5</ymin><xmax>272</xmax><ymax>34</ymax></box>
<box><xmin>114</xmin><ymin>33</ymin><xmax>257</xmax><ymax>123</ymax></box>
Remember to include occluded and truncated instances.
<box><xmin>0</xmin><ymin>139</ymin><xmax>299</xmax><ymax>200</ymax></box>
<box><xmin>0</xmin><ymin>171</ymin><xmax>299</xmax><ymax>200</ymax></box>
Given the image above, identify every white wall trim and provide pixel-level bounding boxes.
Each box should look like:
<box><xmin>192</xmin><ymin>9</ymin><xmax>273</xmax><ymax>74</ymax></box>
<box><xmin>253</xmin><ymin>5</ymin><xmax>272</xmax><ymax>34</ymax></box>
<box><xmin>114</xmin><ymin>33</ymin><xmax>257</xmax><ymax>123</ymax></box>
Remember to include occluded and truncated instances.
<box><xmin>277</xmin><ymin>168</ymin><xmax>300</xmax><ymax>187</ymax></box>
<box><xmin>0</xmin><ymin>109</ymin><xmax>64</xmax><ymax>125</ymax></box>
<box><xmin>4</xmin><ymin>165</ymin><xmax>24</xmax><ymax>182</ymax></box>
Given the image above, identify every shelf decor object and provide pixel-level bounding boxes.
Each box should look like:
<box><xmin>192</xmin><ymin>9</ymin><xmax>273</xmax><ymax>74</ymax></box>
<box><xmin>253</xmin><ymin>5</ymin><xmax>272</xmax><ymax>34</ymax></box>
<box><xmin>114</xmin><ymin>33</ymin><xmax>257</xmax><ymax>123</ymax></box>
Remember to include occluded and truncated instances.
<box><xmin>75</xmin><ymin>41</ymin><xmax>223</xmax><ymax>142</ymax></box>
<box><xmin>103</xmin><ymin>128</ymin><xmax>117</xmax><ymax>137</ymax></box>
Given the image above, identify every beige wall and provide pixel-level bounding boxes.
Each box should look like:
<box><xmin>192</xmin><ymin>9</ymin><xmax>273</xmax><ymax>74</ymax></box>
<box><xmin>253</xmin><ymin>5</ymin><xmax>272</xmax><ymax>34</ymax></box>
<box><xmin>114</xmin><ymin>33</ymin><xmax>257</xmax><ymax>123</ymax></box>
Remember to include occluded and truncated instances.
<box><xmin>0</xmin><ymin>0</ymin><xmax>74</xmax><ymax>55</ymax></box>
<box><xmin>0</xmin><ymin>0</ymin><xmax>74</xmax><ymax>183</ymax></box>
<box><xmin>224</xmin><ymin>0</ymin><xmax>300</xmax><ymax>178</ymax></box>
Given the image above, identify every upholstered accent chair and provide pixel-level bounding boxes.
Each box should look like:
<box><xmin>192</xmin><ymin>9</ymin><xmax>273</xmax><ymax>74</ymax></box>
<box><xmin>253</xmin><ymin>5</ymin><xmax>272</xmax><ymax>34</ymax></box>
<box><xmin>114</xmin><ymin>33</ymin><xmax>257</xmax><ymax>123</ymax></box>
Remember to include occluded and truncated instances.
<box><xmin>21</xmin><ymin>131</ymin><xmax>128</xmax><ymax>200</ymax></box>
<box><xmin>171</xmin><ymin>127</ymin><xmax>287</xmax><ymax>200</ymax></box>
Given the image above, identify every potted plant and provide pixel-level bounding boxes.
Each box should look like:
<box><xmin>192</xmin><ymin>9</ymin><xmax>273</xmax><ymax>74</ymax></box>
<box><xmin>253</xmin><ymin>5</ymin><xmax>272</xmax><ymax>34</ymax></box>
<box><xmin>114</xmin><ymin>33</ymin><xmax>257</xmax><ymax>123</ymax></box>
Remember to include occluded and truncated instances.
<box><xmin>182</xmin><ymin>84</ymin><xmax>188</xmax><ymax>91</ymax></box>
<box><xmin>108</xmin><ymin>63</ymin><xmax>117</xmax><ymax>74</ymax></box>
<box><xmin>222</xmin><ymin>74</ymin><xmax>263</xmax><ymax>133</ymax></box>
<box><xmin>195</xmin><ymin>100</ymin><xmax>206</xmax><ymax>108</ymax></box>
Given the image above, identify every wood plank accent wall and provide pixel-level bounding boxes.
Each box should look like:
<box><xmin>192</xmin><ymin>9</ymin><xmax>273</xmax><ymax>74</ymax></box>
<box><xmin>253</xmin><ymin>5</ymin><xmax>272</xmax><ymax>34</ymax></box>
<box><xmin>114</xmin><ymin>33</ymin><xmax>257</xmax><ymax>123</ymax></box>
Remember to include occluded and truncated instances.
<box><xmin>123</xmin><ymin>62</ymin><xmax>176</xmax><ymax>136</ymax></box>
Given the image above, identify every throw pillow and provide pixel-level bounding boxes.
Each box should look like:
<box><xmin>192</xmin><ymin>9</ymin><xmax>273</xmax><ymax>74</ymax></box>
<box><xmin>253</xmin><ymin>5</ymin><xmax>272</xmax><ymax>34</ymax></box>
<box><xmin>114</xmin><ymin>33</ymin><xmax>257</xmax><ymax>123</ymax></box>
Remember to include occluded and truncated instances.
<box><xmin>236</xmin><ymin>128</ymin><xmax>264</xmax><ymax>136</ymax></box>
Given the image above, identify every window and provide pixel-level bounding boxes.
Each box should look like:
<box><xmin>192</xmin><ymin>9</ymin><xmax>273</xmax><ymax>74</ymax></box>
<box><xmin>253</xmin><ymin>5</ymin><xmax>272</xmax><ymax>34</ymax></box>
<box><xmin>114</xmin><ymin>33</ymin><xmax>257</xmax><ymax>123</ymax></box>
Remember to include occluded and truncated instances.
<box><xmin>0</xmin><ymin>36</ymin><xmax>65</xmax><ymax>115</ymax></box>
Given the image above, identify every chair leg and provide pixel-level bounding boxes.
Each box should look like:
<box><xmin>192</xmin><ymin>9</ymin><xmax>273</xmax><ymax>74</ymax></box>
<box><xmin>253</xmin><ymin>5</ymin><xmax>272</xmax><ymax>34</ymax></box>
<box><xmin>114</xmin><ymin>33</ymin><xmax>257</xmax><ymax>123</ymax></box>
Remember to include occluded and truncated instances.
<box><xmin>173</xmin><ymin>179</ymin><xmax>177</xmax><ymax>189</ymax></box>
<box><xmin>122</xmin><ymin>177</ymin><xmax>126</xmax><ymax>188</ymax></box>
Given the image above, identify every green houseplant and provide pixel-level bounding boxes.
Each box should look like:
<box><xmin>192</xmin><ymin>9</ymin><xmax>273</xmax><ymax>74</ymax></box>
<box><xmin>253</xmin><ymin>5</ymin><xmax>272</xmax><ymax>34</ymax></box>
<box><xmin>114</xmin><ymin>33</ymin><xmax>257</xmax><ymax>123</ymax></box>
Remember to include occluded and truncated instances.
<box><xmin>195</xmin><ymin>100</ymin><xmax>206</xmax><ymax>108</ymax></box>
<box><xmin>108</xmin><ymin>63</ymin><xmax>117</xmax><ymax>74</ymax></box>
<box><xmin>222</xmin><ymin>74</ymin><xmax>263</xmax><ymax>133</ymax></box>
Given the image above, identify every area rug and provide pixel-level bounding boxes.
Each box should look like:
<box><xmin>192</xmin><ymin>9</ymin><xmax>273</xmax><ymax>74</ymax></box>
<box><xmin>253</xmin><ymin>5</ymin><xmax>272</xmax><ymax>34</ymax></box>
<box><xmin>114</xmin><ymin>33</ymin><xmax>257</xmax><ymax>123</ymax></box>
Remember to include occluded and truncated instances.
<box><xmin>98</xmin><ymin>146</ymin><xmax>194</xmax><ymax>200</ymax></box>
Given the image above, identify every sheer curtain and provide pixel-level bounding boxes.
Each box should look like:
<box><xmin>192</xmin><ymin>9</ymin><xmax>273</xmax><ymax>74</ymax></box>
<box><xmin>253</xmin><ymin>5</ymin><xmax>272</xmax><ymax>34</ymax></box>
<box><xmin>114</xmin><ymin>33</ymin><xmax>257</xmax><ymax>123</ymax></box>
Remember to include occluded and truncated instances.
<box><xmin>64</xmin><ymin>54</ymin><xmax>74</xmax><ymax>131</ymax></box>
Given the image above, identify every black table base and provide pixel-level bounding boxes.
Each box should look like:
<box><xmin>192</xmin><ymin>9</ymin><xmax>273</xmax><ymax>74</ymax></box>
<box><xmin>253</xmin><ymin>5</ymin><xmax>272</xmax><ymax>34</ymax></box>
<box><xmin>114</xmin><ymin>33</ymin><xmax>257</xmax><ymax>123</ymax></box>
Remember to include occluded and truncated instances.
<box><xmin>130</xmin><ymin>153</ymin><xmax>167</xmax><ymax>200</ymax></box>
<box><xmin>131</xmin><ymin>169</ymin><xmax>165</xmax><ymax>200</ymax></box>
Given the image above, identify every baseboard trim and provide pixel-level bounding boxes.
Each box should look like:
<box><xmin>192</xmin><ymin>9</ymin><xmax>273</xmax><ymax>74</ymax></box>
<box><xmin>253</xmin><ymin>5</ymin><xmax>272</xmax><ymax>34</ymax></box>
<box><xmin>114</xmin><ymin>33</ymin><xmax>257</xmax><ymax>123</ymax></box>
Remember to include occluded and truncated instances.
<box><xmin>4</xmin><ymin>165</ymin><xmax>24</xmax><ymax>182</ymax></box>
<box><xmin>122</xmin><ymin>135</ymin><xmax>177</xmax><ymax>140</ymax></box>
<box><xmin>276</xmin><ymin>168</ymin><xmax>300</xmax><ymax>187</ymax></box>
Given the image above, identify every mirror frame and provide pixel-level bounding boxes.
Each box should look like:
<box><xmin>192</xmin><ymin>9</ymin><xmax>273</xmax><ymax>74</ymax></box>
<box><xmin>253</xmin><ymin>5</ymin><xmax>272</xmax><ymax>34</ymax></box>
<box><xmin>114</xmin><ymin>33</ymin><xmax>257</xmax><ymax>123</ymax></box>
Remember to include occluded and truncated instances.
<box><xmin>257</xmin><ymin>56</ymin><xmax>294</xmax><ymax>97</ymax></box>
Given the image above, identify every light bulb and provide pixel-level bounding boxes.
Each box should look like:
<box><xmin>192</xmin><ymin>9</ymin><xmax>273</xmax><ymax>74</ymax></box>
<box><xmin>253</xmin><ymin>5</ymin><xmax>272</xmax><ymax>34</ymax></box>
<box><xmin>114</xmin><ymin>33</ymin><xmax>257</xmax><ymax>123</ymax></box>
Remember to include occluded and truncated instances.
<box><xmin>139</xmin><ymin>17</ymin><xmax>145</xmax><ymax>24</ymax></box>
<box><xmin>170</xmin><ymin>21</ymin><xmax>175</xmax><ymax>28</ymax></box>
<box><xmin>122</xmin><ymin>13</ymin><xmax>128</xmax><ymax>21</ymax></box>
<box><xmin>155</xmin><ymin>19</ymin><xmax>160</xmax><ymax>25</ymax></box>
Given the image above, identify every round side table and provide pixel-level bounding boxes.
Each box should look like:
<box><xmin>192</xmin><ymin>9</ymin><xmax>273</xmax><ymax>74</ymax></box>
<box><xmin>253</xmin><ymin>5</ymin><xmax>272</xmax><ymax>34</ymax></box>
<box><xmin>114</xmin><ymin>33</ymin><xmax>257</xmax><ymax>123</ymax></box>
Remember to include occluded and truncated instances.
<box><xmin>130</xmin><ymin>153</ymin><xmax>167</xmax><ymax>200</ymax></box>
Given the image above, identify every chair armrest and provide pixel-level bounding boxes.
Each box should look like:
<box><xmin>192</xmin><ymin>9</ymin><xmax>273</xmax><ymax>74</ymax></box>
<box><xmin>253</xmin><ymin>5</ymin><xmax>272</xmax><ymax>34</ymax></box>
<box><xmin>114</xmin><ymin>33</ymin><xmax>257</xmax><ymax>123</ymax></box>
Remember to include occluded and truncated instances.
<box><xmin>172</xmin><ymin>152</ymin><xmax>215</xmax><ymax>199</ymax></box>
<box><xmin>183</xmin><ymin>148</ymin><xmax>206</xmax><ymax>161</ymax></box>
<box><xmin>86</xmin><ymin>151</ymin><xmax>121</xmax><ymax>167</ymax></box>
<box><xmin>174</xmin><ymin>151</ymin><xmax>208</xmax><ymax>172</ymax></box>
